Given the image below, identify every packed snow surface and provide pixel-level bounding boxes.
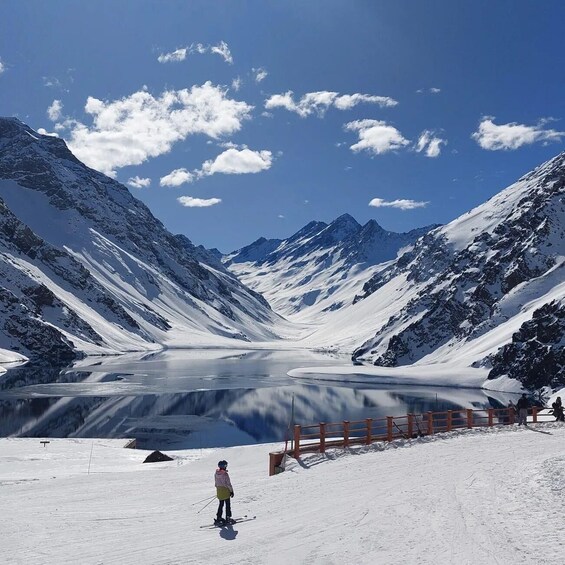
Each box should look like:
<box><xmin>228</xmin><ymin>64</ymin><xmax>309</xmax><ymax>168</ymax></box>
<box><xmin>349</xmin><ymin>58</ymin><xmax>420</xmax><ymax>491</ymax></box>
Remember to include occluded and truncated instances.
<box><xmin>3</xmin><ymin>422</ymin><xmax>565</xmax><ymax>564</ymax></box>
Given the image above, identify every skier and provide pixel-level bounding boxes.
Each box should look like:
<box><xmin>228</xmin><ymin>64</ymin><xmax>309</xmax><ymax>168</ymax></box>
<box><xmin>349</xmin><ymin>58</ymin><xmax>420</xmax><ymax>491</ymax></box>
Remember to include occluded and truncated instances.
<box><xmin>214</xmin><ymin>460</ymin><xmax>235</xmax><ymax>526</ymax></box>
<box><xmin>516</xmin><ymin>393</ymin><xmax>529</xmax><ymax>426</ymax></box>
<box><xmin>551</xmin><ymin>397</ymin><xmax>564</xmax><ymax>422</ymax></box>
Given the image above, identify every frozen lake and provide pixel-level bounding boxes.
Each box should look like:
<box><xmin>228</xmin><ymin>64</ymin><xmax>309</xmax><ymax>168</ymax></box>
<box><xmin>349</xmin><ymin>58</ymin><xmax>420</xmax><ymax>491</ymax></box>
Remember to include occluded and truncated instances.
<box><xmin>0</xmin><ymin>349</ymin><xmax>515</xmax><ymax>450</ymax></box>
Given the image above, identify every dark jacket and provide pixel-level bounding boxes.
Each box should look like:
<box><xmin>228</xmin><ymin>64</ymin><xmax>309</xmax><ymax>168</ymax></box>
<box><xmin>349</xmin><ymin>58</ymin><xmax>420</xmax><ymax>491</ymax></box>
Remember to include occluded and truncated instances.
<box><xmin>516</xmin><ymin>396</ymin><xmax>529</xmax><ymax>410</ymax></box>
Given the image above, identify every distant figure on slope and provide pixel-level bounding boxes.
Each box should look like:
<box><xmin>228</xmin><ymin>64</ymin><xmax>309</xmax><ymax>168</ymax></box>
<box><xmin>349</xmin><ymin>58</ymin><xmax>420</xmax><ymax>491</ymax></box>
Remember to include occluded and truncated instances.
<box><xmin>516</xmin><ymin>393</ymin><xmax>529</xmax><ymax>426</ymax></box>
<box><xmin>214</xmin><ymin>460</ymin><xmax>235</xmax><ymax>526</ymax></box>
<box><xmin>507</xmin><ymin>400</ymin><xmax>516</xmax><ymax>424</ymax></box>
<box><xmin>551</xmin><ymin>396</ymin><xmax>564</xmax><ymax>422</ymax></box>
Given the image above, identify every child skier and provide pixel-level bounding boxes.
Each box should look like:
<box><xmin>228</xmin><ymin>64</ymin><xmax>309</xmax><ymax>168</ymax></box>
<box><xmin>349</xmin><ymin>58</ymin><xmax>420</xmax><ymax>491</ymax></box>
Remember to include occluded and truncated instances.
<box><xmin>214</xmin><ymin>460</ymin><xmax>235</xmax><ymax>525</ymax></box>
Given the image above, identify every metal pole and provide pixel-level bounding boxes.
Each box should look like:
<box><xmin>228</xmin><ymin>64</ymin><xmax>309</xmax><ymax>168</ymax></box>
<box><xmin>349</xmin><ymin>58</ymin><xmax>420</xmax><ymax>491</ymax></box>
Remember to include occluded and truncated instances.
<box><xmin>87</xmin><ymin>440</ymin><xmax>94</xmax><ymax>475</ymax></box>
<box><xmin>197</xmin><ymin>497</ymin><xmax>217</xmax><ymax>514</ymax></box>
<box><xmin>191</xmin><ymin>495</ymin><xmax>216</xmax><ymax>506</ymax></box>
<box><xmin>290</xmin><ymin>393</ymin><xmax>295</xmax><ymax>452</ymax></box>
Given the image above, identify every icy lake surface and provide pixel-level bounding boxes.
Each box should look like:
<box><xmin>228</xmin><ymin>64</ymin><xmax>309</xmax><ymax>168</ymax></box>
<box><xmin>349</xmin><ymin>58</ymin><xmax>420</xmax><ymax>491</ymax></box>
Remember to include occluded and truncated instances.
<box><xmin>0</xmin><ymin>349</ymin><xmax>514</xmax><ymax>450</ymax></box>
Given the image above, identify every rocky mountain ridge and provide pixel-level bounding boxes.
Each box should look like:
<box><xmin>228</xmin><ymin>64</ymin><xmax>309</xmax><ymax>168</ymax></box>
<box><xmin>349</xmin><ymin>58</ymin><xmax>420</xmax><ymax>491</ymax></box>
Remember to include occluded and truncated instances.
<box><xmin>224</xmin><ymin>213</ymin><xmax>438</xmax><ymax>321</ymax></box>
<box><xmin>347</xmin><ymin>152</ymin><xmax>565</xmax><ymax>388</ymax></box>
<box><xmin>0</xmin><ymin>118</ymin><xmax>283</xmax><ymax>362</ymax></box>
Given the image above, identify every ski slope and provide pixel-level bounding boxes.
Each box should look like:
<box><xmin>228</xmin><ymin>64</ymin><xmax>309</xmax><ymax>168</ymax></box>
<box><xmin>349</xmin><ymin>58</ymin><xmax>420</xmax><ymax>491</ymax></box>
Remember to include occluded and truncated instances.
<box><xmin>2</xmin><ymin>417</ymin><xmax>565</xmax><ymax>564</ymax></box>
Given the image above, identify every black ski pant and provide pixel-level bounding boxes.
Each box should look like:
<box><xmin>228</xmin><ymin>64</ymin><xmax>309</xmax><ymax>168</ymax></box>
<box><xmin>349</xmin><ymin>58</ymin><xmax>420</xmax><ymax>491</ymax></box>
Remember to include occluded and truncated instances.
<box><xmin>217</xmin><ymin>498</ymin><xmax>231</xmax><ymax>519</ymax></box>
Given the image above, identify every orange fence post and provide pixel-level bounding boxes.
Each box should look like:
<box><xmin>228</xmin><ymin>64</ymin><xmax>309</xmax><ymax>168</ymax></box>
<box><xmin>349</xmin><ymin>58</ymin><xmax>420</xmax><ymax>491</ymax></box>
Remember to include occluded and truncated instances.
<box><xmin>293</xmin><ymin>425</ymin><xmax>301</xmax><ymax>459</ymax></box>
<box><xmin>427</xmin><ymin>412</ymin><xmax>433</xmax><ymax>436</ymax></box>
<box><xmin>509</xmin><ymin>407</ymin><xmax>515</xmax><ymax>425</ymax></box>
<box><xmin>407</xmin><ymin>414</ymin><xmax>414</xmax><ymax>438</ymax></box>
<box><xmin>320</xmin><ymin>422</ymin><xmax>326</xmax><ymax>453</ymax></box>
<box><xmin>269</xmin><ymin>452</ymin><xmax>284</xmax><ymax>476</ymax></box>
<box><xmin>387</xmin><ymin>417</ymin><xmax>393</xmax><ymax>442</ymax></box>
<box><xmin>532</xmin><ymin>406</ymin><xmax>538</xmax><ymax>423</ymax></box>
<box><xmin>343</xmin><ymin>420</ymin><xmax>350</xmax><ymax>448</ymax></box>
<box><xmin>365</xmin><ymin>418</ymin><xmax>373</xmax><ymax>445</ymax></box>
<box><xmin>466</xmin><ymin>409</ymin><xmax>473</xmax><ymax>429</ymax></box>
<box><xmin>447</xmin><ymin>410</ymin><xmax>453</xmax><ymax>432</ymax></box>
<box><xmin>488</xmin><ymin>408</ymin><xmax>494</xmax><ymax>427</ymax></box>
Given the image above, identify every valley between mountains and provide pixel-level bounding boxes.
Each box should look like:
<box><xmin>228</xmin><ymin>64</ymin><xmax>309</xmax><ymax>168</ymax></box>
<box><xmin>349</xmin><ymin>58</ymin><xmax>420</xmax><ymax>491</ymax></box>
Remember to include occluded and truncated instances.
<box><xmin>0</xmin><ymin>117</ymin><xmax>563</xmax><ymax>391</ymax></box>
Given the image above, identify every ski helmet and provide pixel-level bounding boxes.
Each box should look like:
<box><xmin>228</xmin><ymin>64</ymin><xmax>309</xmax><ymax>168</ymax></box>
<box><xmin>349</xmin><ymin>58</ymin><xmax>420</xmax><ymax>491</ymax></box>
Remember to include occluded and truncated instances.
<box><xmin>218</xmin><ymin>460</ymin><xmax>228</xmax><ymax>469</ymax></box>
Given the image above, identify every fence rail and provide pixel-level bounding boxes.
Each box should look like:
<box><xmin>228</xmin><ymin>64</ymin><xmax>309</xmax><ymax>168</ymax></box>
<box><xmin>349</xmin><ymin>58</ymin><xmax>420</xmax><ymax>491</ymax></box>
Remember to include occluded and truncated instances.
<box><xmin>268</xmin><ymin>406</ymin><xmax>540</xmax><ymax>475</ymax></box>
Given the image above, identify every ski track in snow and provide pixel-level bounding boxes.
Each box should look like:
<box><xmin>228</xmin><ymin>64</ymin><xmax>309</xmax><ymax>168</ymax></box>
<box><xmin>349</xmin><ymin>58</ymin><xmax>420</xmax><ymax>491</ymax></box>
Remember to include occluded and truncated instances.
<box><xmin>2</xmin><ymin>424</ymin><xmax>565</xmax><ymax>564</ymax></box>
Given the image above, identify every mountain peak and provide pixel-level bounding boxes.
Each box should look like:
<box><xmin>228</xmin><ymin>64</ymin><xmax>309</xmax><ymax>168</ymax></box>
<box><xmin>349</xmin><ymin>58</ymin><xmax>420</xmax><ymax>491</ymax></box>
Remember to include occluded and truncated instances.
<box><xmin>319</xmin><ymin>213</ymin><xmax>361</xmax><ymax>243</ymax></box>
<box><xmin>0</xmin><ymin>118</ymin><xmax>281</xmax><ymax>360</ymax></box>
<box><xmin>0</xmin><ymin>116</ymin><xmax>78</xmax><ymax>164</ymax></box>
<box><xmin>332</xmin><ymin>213</ymin><xmax>360</xmax><ymax>228</ymax></box>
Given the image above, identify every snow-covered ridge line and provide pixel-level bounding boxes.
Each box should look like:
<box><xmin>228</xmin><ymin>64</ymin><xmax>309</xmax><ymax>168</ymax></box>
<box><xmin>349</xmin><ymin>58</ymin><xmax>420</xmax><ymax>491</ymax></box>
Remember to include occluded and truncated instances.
<box><xmin>224</xmin><ymin>212</ymin><xmax>438</xmax><ymax>322</ymax></box>
<box><xmin>293</xmin><ymin>151</ymin><xmax>565</xmax><ymax>391</ymax></box>
<box><xmin>0</xmin><ymin>117</ymin><xmax>290</xmax><ymax>362</ymax></box>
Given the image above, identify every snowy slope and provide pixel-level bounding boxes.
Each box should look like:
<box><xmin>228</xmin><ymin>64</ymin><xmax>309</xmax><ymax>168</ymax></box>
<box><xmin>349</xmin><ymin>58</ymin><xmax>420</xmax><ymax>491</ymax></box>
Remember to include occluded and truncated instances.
<box><xmin>2</xmin><ymin>420</ymin><xmax>565</xmax><ymax>564</ymax></box>
<box><xmin>0</xmin><ymin>118</ymin><xmax>291</xmax><ymax>361</ymax></box>
<box><xmin>225</xmin><ymin>213</ymin><xmax>437</xmax><ymax>323</ymax></box>
<box><xmin>296</xmin><ymin>153</ymin><xmax>565</xmax><ymax>387</ymax></box>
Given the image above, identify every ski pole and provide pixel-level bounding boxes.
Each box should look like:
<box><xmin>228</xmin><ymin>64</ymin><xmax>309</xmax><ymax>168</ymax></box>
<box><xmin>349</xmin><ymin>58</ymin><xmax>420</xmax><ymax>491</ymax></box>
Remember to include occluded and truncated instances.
<box><xmin>191</xmin><ymin>495</ymin><xmax>216</xmax><ymax>506</ymax></box>
<box><xmin>197</xmin><ymin>497</ymin><xmax>217</xmax><ymax>514</ymax></box>
<box><xmin>393</xmin><ymin>420</ymin><xmax>409</xmax><ymax>440</ymax></box>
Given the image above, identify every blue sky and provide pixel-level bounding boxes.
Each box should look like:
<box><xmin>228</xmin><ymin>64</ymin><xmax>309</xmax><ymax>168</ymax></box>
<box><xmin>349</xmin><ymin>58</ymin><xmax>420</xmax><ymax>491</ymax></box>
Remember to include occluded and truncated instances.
<box><xmin>1</xmin><ymin>1</ymin><xmax>564</xmax><ymax>251</ymax></box>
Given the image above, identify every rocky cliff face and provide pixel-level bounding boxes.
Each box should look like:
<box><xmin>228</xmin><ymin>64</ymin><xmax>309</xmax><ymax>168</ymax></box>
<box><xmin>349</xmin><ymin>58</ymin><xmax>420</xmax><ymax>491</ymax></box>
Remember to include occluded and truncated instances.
<box><xmin>0</xmin><ymin>118</ymin><xmax>282</xmax><ymax>361</ymax></box>
<box><xmin>350</xmin><ymin>152</ymin><xmax>565</xmax><ymax>386</ymax></box>
<box><xmin>488</xmin><ymin>300</ymin><xmax>565</xmax><ymax>390</ymax></box>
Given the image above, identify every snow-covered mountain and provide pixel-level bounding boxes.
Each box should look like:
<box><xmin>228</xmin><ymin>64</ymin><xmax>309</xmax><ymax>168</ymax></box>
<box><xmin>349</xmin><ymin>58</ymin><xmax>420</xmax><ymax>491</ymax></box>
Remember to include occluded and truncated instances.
<box><xmin>299</xmin><ymin>152</ymin><xmax>564</xmax><ymax>387</ymax></box>
<box><xmin>224</xmin><ymin>213</ymin><xmax>437</xmax><ymax>322</ymax></box>
<box><xmin>0</xmin><ymin>118</ymin><xmax>285</xmax><ymax>362</ymax></box>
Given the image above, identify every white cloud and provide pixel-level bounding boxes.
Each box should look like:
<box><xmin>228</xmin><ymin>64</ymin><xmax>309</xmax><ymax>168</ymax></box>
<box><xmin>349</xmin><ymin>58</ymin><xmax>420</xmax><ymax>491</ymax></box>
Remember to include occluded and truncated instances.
<box><xmin>200</xmin><ymin>148</ymin><xmax>273</xmax><ymax>176</ymax></box>
<box><xmin>160</xmin><ymin>147</ymin><xmax>272</xmax><ymax>186</ymax></box>
<box><xmin>345</xmin><ymin>119</ymin><xmax>410</xmax><ymax>155</ymax></box>
<box><xmin>369</xmin><ymin>198</ymin><xmax>429</xmax><ymax>210</ymax></box>
<box><xmin>157</xmin><ymin>42</ymin><xmax>232</xmax><ymax>64</ymax></box>
<box><xmin>0</xmin><ymin>60</ymin><xmax>5</xmax><ymax>75</ymax></box>
<box><xmin>37</xmin><ymin>128</ymin><xmax>59</xmax><ymax>137</ymax></box>
<box><xmin>177</xmin><ymin>196</ymin><xmax>221</xmax><ymax>207</ymax></box>
<box><xmin>472</xmin><ymin>116</ymin><xmax>565</xmax><ymax>150</ymax></box>
<box><xmin>265</xmin><ymin>91</ymin><xmax>297</xmax><ymax>113</ymax></box>
<box><xmin>157</xmin><ymin>48</ymin><xmax>188</xmax><ymax>63</ymax></box>
<box><xmin>334</xmin><ymin>93</ymin><xmax>397</xmax><ymax>110</ymax></box>
<box><xmin>160</xmin><ymin>168</ymin><xmax>194</xmax><ymax>187</ymax></box>
<box><xmin>52</xmin><ymin>82</ymin><xmax>253</xmax><ymax>176</ymax></box>
<box><xmin>415</xmin><ymin>130</ymin><xmax>447</xmax><ymax>157</ymax></box>
<box><xmin>217</xmin><ymin>141</ymin><xmax>239</xmax><ymax>149</ymax></box>
<box><xmin>253</xmin><ymin>67</ymin><xmax>268</xmax><ymax>83</ymax></box>
<box><xmin>265</xmin><ymin>90</ymin><xmax>397</xmax><ymax>117</ymax></box>
<box><xmin>417</xmin><ymin>87</ymin><xmax>441</xmax><ymax>94</ymax></box>
<box><xmin>210</xmin><ymin>41</ymin><xmax>233</xmax><ymax>64</ymax></box>
<box><xmin>47</xmin><ymin>100</ymin><xmax>63</xmax><ymax>121</ymax></box>
<box><xmin>232</xmin><ymin>77</ymin><xmax>242</xmax><ymax>91</ymax></box>
<box><xmin>127</xmin><ymin>176</ymin><xmax>151</xmax><ymax>188</ymax></box>
<box><xmin>193</xmin><ymin>43</ymin><xmax>207</xmax><ymax>54</ymax></box>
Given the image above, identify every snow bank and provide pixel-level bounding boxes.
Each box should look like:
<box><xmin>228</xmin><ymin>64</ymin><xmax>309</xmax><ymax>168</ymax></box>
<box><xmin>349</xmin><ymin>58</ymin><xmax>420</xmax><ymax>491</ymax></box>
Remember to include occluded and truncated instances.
<box><xmin>288</xmin><ymin>362</ymin><xmax>491</xmax><ymax>388</ymax></box>
<box><xmin>0</xmin><ymin>347</ymin><xmax>28</xmax><ymax>365</ymax></box>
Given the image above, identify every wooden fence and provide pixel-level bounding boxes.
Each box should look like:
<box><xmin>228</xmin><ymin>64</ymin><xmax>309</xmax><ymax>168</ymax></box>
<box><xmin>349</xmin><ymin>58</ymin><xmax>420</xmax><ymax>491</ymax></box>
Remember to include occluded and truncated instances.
<box><xmin>268</xmin><ymin>406</ymin><xmax>540</xmax><ymax>475</ymax></box>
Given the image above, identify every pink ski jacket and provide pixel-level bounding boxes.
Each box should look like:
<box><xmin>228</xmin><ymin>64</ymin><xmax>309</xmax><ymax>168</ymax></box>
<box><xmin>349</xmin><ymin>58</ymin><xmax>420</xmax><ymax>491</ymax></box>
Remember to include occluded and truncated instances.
<box><xmin>215</xmin><ymin>469</ymin><xmax>233</xmax><ymax>500</ymax></box>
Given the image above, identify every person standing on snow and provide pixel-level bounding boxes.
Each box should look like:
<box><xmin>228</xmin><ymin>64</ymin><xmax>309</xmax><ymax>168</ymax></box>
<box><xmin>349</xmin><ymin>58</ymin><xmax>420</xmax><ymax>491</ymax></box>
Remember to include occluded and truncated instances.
<box><xmin>214</xmin><ymin>460</ymin><xmax>235</xmax><ymax>525</ymax></box>
<box><xmin>551</xmin><ymin>397</ymin><xmax>564</xmax><ymax>422</ymax></box>
<box><xmin>516</xmin><ymin>393</ymin><xmax>529</xmax><ymax>426</ymax></box>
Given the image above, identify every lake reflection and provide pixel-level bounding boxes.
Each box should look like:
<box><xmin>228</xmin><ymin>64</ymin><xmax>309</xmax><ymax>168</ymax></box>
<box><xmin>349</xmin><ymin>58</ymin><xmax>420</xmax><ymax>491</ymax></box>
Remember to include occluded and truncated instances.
<box><xmin>0</xmin><ymin>350</ymin><xmax>514</xmax><ymax>450</ymax></box>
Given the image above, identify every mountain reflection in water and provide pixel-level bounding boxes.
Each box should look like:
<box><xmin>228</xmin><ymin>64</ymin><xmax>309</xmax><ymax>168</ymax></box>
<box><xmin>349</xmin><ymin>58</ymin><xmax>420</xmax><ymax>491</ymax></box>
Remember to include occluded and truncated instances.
<box><xmin>0</xmin><ymin>350</ymin><xmax>514</xmax><ymax>450</ymax></box>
